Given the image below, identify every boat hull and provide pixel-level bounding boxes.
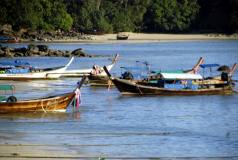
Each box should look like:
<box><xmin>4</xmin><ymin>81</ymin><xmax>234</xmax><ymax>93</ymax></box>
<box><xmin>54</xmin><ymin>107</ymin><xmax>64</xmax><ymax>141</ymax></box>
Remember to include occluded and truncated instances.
<box><xmin>61</xmin><ymin>64</ymin><xmax>114</xmax><ymax>78</ymax></box>
<box><xmin>88</xmin><ymin>76</ymin><xmax>145</xmax><ymax>86</ymax></box>
<box><xmin>0</xmin><ymin>92</ymin><xmax>75</xmax><ymax>113</ymax></box>
<box><xmin>0</xmin><ymin>39</ymin><xmax>22</xmax><ymax>43</ymax></box>
<box><xmin>112</xmin><ymin>79</ymin><xmax>233</xmax><ymax>95</ymax></box>
<box><xmin>0</xmin><ymin>66</ymin><xmax>67</xmax><ymax>80</ymax></box>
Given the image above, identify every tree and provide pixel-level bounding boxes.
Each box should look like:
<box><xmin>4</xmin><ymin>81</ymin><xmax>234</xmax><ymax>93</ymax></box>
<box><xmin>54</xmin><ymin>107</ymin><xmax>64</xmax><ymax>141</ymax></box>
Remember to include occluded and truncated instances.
<box><xmin>147</xmin><ymin>0</ymin><xmax>200</xmax><ymax>32</ymax></box>
<box><xmin>0</xmin><ymin>0</ymin><xmax>42</xmax><ymax>30</ymax></box>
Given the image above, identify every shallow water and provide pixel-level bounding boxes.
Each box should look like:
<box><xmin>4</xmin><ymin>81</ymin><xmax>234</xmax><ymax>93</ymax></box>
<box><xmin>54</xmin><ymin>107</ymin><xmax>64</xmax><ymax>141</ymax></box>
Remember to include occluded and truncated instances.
<box><xmin>0</xmin><ymin>40</ymin><xmax>238</xmax><ymax>159</ymax></box>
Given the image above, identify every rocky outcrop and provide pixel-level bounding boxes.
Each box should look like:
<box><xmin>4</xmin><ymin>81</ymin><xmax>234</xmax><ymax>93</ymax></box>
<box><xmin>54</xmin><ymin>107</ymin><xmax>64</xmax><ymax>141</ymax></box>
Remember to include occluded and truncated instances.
<box><xmin>0</xmin><ymin>24</ymin><xmax>94</xmax><ymax>42</ymax></box>
<box><xmin>0</xmin><ymin>44</ymin><xmax>105</xmax><ymax>58</ymax></box>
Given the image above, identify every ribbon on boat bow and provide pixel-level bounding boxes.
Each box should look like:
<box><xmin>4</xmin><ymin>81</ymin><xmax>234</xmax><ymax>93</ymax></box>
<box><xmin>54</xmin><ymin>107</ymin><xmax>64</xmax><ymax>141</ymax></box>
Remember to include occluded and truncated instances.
<box><xmin>72</xmin><ymin>88</ymin><xmax>82</xmax><ymax>108</ymax></box>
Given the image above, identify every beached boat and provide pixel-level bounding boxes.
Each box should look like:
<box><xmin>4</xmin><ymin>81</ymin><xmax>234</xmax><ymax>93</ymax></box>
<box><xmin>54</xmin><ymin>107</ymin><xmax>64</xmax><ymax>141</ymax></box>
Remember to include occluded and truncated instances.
<box><xmin>103</xmin><ymin>66</ymin><xmax>235</xmax><ymax>95</ymax></box>
<box><xmin>117</xmin><ymin>34</ymin><xmax>129</xmax><ymax>40</ymax></box>
<box><xmin>61</xmin><ymin>54</ymin><xmax>119</xmax><ymax>78</ymax></box>
<box><xmin>0</xmin><ymin>37</ymin><xmax>22</xmax><ymax>43</ymax></box>
<box><xmin>0</xmin><ymin>58</ymin><xmax>74</xmax><ymax>80</ymax></box>
<box><xmin>0</xmin><ymin>76</ymin><xmax>86</xmax><ymax>113</ymax></box>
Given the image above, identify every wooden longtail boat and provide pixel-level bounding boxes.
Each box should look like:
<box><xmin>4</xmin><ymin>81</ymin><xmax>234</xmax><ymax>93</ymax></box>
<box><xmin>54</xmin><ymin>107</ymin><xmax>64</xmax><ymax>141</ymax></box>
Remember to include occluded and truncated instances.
<box><xmin>148</xmin><ymin>62</ymin><xmax>237</xmax><ymax>86</ymax></box>
<box><xmin>104</xmin><ymin>66</ymin><xmax>235</xmax><ymax>95</ymax></box>
<box><xmin>0</xmin><ymin>76</ymin><xmax>86</xmax><ymax>113</ymax></box>
<box><xmin>62</xmin><ymin>54</ymin><xmax>119</xmax><ymax>78</ymax></box>
<box><xmin>0</xmin><ymin>39</ymin><xmax>22</xmax><ymax>43</ymax></box>
<box><xmin>88</xmin><ymin>57</ymin><xmax>204</xmax><ymax>86</ymax></box>
<box><xmin>0</xmin><ymin>37</ymin><xmax>22</xmax><ymax>43</ymax></box>
<box><xmin>87</xmin><ymin>60</ymin><xmax>151</xmax><ymax>86</ymax></box>
<box><xmin>117</xmin><ymin>34</ymin><xmax>129</xmax><ymax>40</ymax></box>
<box><xmin>0</xmin><ymin>58</ymin><xmax>74</xmax><ymax>80</ymax></box>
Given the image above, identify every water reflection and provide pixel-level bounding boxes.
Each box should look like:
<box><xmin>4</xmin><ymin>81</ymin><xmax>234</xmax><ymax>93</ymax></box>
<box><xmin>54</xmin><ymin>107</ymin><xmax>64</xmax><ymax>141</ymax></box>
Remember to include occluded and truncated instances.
<box><xmin>73</xmin><ymin>110</ymin><xmax>82</xmax><ymax>121</ymax></box>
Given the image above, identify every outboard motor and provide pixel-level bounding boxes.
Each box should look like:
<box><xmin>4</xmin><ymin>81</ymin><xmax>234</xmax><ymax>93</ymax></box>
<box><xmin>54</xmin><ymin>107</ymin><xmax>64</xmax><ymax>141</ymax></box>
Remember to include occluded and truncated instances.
<box><xmin>123</xmin><ymin>71</ymin><xmax>134</xmax><ymax>80</ymax></box>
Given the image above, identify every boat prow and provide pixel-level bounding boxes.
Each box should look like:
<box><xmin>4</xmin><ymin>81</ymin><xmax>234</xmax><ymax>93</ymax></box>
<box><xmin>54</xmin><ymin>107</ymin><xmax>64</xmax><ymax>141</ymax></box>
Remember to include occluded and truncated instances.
<box><xmin>0</xmin><ymin>58</ymin><xmax>74</xmax><ymax>80</ymax></box>
<box><xmin>61</xmin><ymin>54</ymin><xmax>119</xmax><ymax>78</ymax></box>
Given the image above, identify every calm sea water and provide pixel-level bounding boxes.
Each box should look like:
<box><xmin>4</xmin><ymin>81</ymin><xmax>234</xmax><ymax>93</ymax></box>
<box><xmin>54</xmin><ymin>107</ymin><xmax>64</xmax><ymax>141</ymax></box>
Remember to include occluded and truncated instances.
<box><xmin>0</xmin><ymin>40</ymin><xmax>238</xmax><ymax>159</ymax></box>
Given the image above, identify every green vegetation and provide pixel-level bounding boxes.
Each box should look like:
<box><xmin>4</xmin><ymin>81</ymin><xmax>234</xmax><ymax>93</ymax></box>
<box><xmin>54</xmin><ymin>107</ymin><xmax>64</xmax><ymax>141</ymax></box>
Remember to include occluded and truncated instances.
<box><xmin>0</xmin><ymin>0</ymin><xmax>237</xmax><ymax>33</ymax></box>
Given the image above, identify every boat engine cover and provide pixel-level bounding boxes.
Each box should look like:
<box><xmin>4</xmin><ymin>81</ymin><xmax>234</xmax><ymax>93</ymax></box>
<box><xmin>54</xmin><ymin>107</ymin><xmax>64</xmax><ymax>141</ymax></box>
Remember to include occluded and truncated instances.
<box><xmin>123</xmin><ymin>71</ymin><xmax>134</xmax><ymax>80</ymax></box>
<box><xmin>221</xmin><ymin>72</ymin><xmax>229</xmax><ymax>81</ymax></box>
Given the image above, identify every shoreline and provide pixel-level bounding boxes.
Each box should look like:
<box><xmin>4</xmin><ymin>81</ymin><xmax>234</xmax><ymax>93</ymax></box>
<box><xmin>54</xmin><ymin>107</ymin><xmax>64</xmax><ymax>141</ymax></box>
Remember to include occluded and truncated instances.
<box><xmin>21</xmin><ymin>33</ymin><xmax>238</xmax><ymax>44</ymax></box>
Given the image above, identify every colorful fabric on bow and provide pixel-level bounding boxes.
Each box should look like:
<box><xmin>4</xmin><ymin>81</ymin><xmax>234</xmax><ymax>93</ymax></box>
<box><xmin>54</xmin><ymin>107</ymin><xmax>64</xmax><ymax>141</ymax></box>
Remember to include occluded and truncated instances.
<box><xmin>72</xmin><ymin>88</ymin><xmax>82</xmax><ymax>108</ymax></box>
<box><xmin>91</xmin><ymin>65</ymin><xmax>103</xmax><ymax>75</ymax></box>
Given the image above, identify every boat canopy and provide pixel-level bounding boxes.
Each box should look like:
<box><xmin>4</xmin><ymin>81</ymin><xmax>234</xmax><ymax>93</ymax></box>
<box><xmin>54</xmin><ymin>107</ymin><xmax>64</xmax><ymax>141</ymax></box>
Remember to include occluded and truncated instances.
<box><xmin>0</xmin><ymin>85</ymin><xmax>14</xmax><ymax>90</ymax></box>
<box><xmin>121</xmin><ymin>66</ymin><xmax>148</xmax><ymax>70</ymax></box>
<box><xmin>151</xmin><ymin>70</ymin><xmax>184</xmax><ymax>75</ymax></box>
<box><xmin>200</xmin><ymin>64</ymin><xmax>220</xmax><ymax>68</ymax></box>
<box><xmin>161</xmin><ymin>73</ymin><xmax>203</xmax><ymax>80</ymax></box>
<box><xmin>1</xmin><ymin>62</ymin><xmax>30</xmax><ymax>66</ymax></box>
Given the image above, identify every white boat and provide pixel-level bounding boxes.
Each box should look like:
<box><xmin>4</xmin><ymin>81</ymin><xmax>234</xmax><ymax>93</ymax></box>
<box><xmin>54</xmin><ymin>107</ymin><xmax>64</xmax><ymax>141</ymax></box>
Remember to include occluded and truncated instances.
<box><xmin>0</xmin><ymin>57</ymin><xmax>74</xmax><ymax>80</ymax></box>
<box><xmin>61</xmin><ymin>54</ymin><xmax>119</xmax><ymax>77</ymax></box>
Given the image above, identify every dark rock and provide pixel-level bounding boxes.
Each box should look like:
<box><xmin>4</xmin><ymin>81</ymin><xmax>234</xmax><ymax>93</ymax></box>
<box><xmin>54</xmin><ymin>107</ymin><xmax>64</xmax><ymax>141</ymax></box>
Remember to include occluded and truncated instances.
<box><xmin>13</xmin><ymin>47</ymin><xmax>27</xmax><ymax>53</ymax></box>
<box><xmin>37</xmin><ymin>45</ymin><xmax>49</xmax><ymax>52</ymax></box>
<box><xmin>217</xmin><ymin>65</ymin><xmax>230</xmax><ymax>71</ymax></box>
<box><xmin>4</xmin><ymin>49</ymin><xmax>13</xmax><ymax>58</ymax></box>
<box><xmin>72</xmin><ymin>48</ymin><xmax>88</xmax><ymax>57</ymax></box>
<box><xmin>27</xmin><ymin>44</ymin><xmax>39</xmax><ymax>53</ymax></box>
<box><xmin>27</xmin><ymin>30</ymin><xmax>38</xmax><ymax>36</ymax></box>
<box><xmin>38</xmin><ymin>51</ymin><xmax>48</xmax><ymax>57</ymax></box>
<box><xmin>0</xmin><ymin>49</ymin><xmax>4</xmax><ymax>57</ymax></box>
<box><xmin>1</xmin><ymin>30</ymin><xmax>13</xmax><ymax>37</ymax></box>
<box><xmin>56</xmin><ymin>52</ymin><xmax>63</xmax><ymax>57</ymax></box>
<box><xmin>14</xmin><ymin>52</ymin><xmax>24</xmax><ymax>57</ymax></box>
<box><xmin>1</xmin><ymin>24</ymin><xmax>13</xmax><ymax>31</ymax></box>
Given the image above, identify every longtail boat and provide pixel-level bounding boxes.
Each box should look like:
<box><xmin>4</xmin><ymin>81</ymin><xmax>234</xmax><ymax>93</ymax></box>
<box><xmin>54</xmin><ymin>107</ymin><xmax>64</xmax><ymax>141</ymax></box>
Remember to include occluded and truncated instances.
<box><xmin>62</xmin><ymin>54</ymin><xmax>119</xmax><ymax>78</ymax></box>
<box><xmin>87</xmin><ymin>60</ymin><xmax>151</xmax><ymax>86</ymax></box>
<box><xmin>88</xmin><ymin>57</ymin><xmax>204</xmax><ymax>86</ymax></box>
<box><xmin>0</xmin><ymin>37</ymin><xmax>22</xmax><ymax>43</ymax></box>
<box><xmin>0</xmin><ymin>58</ymin><xmax>74</xmax><ymax>80</ymax></box>
<box><xmin>117</xmin><ymin>34</ymin><xmax>129</xmax><ymax>40</ymax></box>
<box><xmin>0</xmin><ymin>76</ymin><xmax>86</xmax><ymax>113</ymax></box>
<box><xmin>103</xmin><ymin>66</ymin><xmax>235</xmax><ymax>95</ymax></box>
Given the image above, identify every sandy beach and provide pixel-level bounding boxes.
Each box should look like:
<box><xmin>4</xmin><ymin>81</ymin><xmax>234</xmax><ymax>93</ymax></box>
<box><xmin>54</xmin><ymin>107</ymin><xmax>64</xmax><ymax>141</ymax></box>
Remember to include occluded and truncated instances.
<box><xmin>77</xmin><ymin>33</ymin><xmax>238</xmax><ymax>43</ymax></box>
<box><xmin>21</xmin><ymin>33</ymin><xmax>238</xmax><ymax>44</ymax></box>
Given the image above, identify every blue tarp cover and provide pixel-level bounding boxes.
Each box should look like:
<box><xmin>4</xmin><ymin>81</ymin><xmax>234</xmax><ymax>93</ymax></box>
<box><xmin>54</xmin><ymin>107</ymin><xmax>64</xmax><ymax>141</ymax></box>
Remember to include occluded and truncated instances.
<box><xmin>164</xmin><ymin>84</ymin><xmax>199</xmax><ymax>90</ymax></box>
<box><xmin>5</xmin><ymin>68</ymin><xmax>30</xmax><ymax>73</ymax></box>
<box><xmin>200</xmin><ymin>64</ymin><xmax>220</xmax><ymax>68</ymax></box>
<box><xmin>1</xmin><ymin>62</ymin><xmax>30</xmax><ymax>66</ymax></box>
